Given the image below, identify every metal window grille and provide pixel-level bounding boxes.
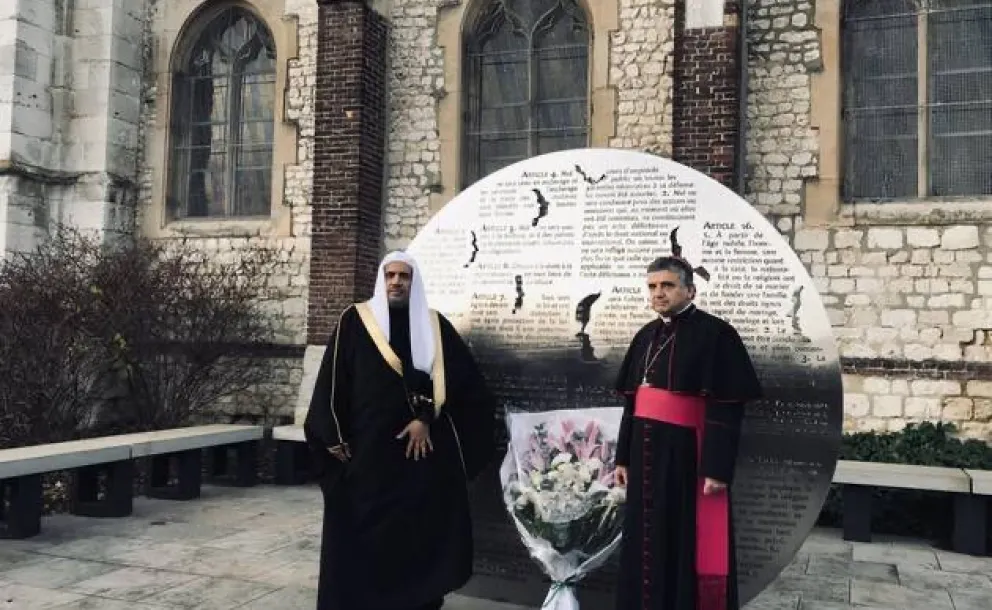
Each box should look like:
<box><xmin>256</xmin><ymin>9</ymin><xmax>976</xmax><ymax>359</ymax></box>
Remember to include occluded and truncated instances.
<box><xmin>167</xmin><ymin>6</ymin><xmax>276</xmax><ymax>219</ymax></box>
<box><xmin>842</xmin><ymin>0</ymin><xmax>992</xmax><ymax>201</ymax></box>
<box><xmin>462</xmin><ymin>0</ymin><xmax>590</xmax><ymax>188</ymax></box>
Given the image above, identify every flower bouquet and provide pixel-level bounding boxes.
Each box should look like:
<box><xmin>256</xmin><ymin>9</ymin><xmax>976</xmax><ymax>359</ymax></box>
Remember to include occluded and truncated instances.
<box><xmin>500</xmin><ymin>407</ymin><xmax>626</xmax><ymax>610</ymax></box>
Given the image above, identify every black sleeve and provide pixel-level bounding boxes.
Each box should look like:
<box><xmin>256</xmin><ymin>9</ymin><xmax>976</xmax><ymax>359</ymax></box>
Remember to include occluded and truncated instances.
<box><xmin>416</xmin><ymin>408</ymin><xmax>436</xmax><ymax>426</ymax></box>
<box><xmin>701</xmin><ymin>399</ymin><xmax>744</xmax><ymax>484</ymax></box>
<box><xmin>699</xmin><ymin>323</ymin><xmax>759</xmax><ymax>484</ymax></box>
<box><xmin>614</xmin><ymin>327</ymin><xmax>646</xmax><ymax>468</ymax></box>
<box><xmin>303</xmin><ymin>306</ymin><xmax>354</xmax><ymax>476</ymax></box>
<box><xmin>615</xmin><ymin>394</ymin><xmax>635</xmax><ymax>468</ymax></box>
<box><xmin>403</xmin><ymin>368</ymin><xmax>436</xmax><ymax>425</ymax></box>
<box><xmin>437</xmin><ymin>315</ymin><xmax>497</xmax><ymax>481</ymax></box>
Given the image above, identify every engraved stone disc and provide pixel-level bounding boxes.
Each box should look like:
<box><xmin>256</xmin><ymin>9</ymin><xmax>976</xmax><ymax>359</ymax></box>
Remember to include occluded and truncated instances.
<box><xmin>407</xmin><ymin>148</ymin><xmax>843</xmax><ymax>604</ymax></box>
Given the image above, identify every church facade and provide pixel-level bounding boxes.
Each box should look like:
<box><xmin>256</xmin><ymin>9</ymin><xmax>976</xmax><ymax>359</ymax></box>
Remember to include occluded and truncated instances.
<box><xmin>0</xmin><ymin>0</ymin><xmax>989</xmax><ymax>435</ymax></box>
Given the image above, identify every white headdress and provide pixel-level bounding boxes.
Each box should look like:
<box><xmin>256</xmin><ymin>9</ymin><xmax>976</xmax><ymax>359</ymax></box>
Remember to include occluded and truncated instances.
<box><xmin>368</xmin><ymin>250</ymin><xmax>435</xmax><ymax>376</ymax></box>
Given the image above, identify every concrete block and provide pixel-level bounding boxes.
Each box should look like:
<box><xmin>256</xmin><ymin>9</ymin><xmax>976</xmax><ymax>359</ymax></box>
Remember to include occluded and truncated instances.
<box><xmin>72</xmin><ymin>7</ymin><xmax>114</xmax><ymax>38</ymax></box>
<box><xmin>15</xmin><ymin>21</ymin><xmax>55</xmax><ymax>59</ymax></box>
<box><xmin>19</xmin><ymin>0</ymin><xmax>57</xmax><ymax>32</ymax></box>
<box><xmin>907</xmin><ymin>227</ymin><xmax>940</xmax><ymax>248</ymax></box>
<box><xmin>109</xmin><ymin>61</ymin><xmax>141</xmax><ymax>95</ymax></box>
<box><xmin>110</xmin><ymin>33</ymin><xmax>142</xmax><ymax>72</ymax></box>
<box><xmin>294</xmin><ymin>345</ymin><xmax>325</xmax><ymax>425</ymax></box>
<box><xmin>941</xmin><ymin>225</ymin><xmax>980</xmax><ymax>250</ymax></box>
<box><xmin>867</xmin><ymin>228</ymin><xmax>904</xmax><ymax>249</ymax></box>
<box><xmin>73</xmin><ymin>35</ymin><xmax>112</xmax><ymax>63</ymax></box>
<box><xmin>112</xmin><ymin>11</ymin><xmax>143</xmax><ymax>43</ymax></box>
<box><xmin>873</xmin><ymin>395</ymin><xmax>903</xmax><ymax>417</ymax></box>
<box><xmin>107</xmin><ymin>88</ymin><xmax>140</xmax><ymax>124</ymax></box>
<box><xmin>0</xmin><ymin>437</ymin><xmax>132</xmax><ymax>479</ymax></box>
<box><xmin>9</xmin><ymin>131</ymin><xmax>57</xmax><ymax>168</ymax></box>
<box><xmin>11</xmin><ymin>103</ymin><xmax>53</xmax><ymax>138</ymax></box>
<box><xmin>0</xmin><ymin>97</ymin><xmax>12</xmax><ymax>133</ymax></box>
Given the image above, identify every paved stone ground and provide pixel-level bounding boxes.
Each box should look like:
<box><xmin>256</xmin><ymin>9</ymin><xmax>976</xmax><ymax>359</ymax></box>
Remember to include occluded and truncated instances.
<box><xmin>1</xmin><ymin>485</ymin><xmax>991</xmax><ymax>609</ymax></box>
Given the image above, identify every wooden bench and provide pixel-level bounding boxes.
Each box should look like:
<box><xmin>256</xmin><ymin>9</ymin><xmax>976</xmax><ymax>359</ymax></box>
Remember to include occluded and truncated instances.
<box><xmin>0</xmin><ymin>424</ymin><xmax>263</xmax><ymax>539</ymax></box>
<box><xmin>272</xmin><ymin>425</ymin><xmax>310</xmax><ymax>485</ymax></box>
<box><xmin>833</xmin><ymin>460</ymin><xmax>984</xmax><ymax>555</ymax></box>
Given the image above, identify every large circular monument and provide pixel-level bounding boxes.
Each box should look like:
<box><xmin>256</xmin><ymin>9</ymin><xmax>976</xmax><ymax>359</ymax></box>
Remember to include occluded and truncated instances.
<box><xmin>407</xmin><ymin>148</ymin><xmax>843</xmax><ymax>604</ymax></box>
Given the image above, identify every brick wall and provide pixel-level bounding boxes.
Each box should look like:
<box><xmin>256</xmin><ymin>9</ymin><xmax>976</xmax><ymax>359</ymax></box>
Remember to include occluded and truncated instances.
<box><xmin>672</xmin><ymin>0</ymin><xmax>740</xmax><ymax>188</ymax></box>
<box><xmin>308</xmin><ymin>0</ymin><xmax>388</xmax><ymax>344</ymax></box>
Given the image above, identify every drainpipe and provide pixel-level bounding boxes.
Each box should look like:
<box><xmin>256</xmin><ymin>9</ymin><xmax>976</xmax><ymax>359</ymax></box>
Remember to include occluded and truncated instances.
<box><xmin>735</xmin><ymin>1</ymin><xmax>749</xmax><ymax>196</ymax></box>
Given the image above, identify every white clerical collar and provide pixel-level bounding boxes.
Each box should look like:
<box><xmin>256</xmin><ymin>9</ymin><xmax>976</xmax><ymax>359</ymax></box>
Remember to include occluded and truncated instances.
<box><xmin>660</xmin><ymin>302</ymin><xmax>694</xmax><ymax>325</ymax></box>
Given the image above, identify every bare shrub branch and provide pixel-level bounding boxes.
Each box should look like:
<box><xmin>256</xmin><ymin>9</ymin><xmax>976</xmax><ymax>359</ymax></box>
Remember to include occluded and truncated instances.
<box><xmin>0</xmin><ymin>228</ymin><xmax>283</xmax><ymax>448</ymax></box>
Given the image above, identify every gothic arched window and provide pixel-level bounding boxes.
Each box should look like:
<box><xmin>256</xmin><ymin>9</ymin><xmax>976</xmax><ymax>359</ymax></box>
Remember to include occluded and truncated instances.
<box><xmin>168</xmin><ymin>6</ymin><xmax>276</xmax><ymax>219</ymax></box>
<box><xmin>462</xmin><ymin>0</ymin><xmax>590</xmax><ymax>187</ymax></box>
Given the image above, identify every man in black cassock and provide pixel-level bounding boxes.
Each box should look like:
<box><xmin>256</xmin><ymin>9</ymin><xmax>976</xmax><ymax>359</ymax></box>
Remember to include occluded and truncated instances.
<box><xmin>613</xmin><ymin>256</ymin><xmax>762</xmax><ymax>610</ymax></box>
<box><xmin>304</xmin><ymin>250</ymin><xmax>496</xmax><ymax>610</ymax></box>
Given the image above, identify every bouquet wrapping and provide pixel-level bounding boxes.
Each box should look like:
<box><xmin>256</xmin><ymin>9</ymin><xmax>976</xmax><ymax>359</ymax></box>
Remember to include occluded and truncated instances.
<box><xmin>500</xmin><ymin>407</ymin><xmax>626</xmax><ymax>610</ymax></box>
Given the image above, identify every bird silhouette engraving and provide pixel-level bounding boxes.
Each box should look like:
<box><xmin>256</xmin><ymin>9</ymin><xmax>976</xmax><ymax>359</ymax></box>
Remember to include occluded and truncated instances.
<box><xmin>790</xmin><ymin>285</ymin><xmax>804</xmax><ymax>334</ymax></box>
<box><xmin>574</xmin><ymin>164</ymin><xmax>606</xmax><ymax>185</ymax></box>
<box><xmin>463</xmin><ymin>230</ymin><xmax>479</xmax><ymax>268</ymax></box>
<box><xmin>575</xmin><ymin>291</ymin><xmax>602</xmax><ymax>362</ymax></box>
<box><xmin>575</xmin><ymin>292</ymin><xmax>602</xmax><ymax>337</ymax></box>
<box><xmin>511</xmin><ymin>275</ymin><xmax>525</xmax><ymax>314</ymax></box>
<box><xmin>669</xmin><ymin>227</ymin><xmax>711</xmax><ymax>282</ymax></box>
<box><xmin>531</xmin><ymin>189</ymin><xmax>550</xmax><ymax>227</ymax></box>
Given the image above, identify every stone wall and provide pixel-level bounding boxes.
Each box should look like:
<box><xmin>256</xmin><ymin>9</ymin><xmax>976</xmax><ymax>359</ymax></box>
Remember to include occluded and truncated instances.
<box><xmin>285</xmin><ymin>0</ymin><xmax>319</xmax><ymax>240</ymax></box>
<box><xmin>381</xmin><ymin>0</ymin><xmax>676</xmax><ymax>249</ymax></box>
<box><xmin>795</xmin><ymin>223</ymin><xmax>992</xmax><ymax>436</ymax></box>
<box><xmin>744</xmin><ymin>0</ymin><xmax>818</xmax><ymax>228</ymax></box>
<box><xmin>0</xmin><ymin>0</ymin><xmax>143</xmax><ymax>256</ymax></box>
<box><xmin>372</xmin><ymin>0</ymin><xmax>992</xmax><ymax>440</ymax></box>
<box><xmin>746</xmin><ymin>0</ymin><xmax>992</xmax><ymax>438</ymax></box>
<box><xmin>136</xmin><ymin>0</ymin><xmax>319</xmax><ymax>418</ymax></box>
<box><xmin>382</xmin><ymin>0</ymin><xmax>443</xmax><ymax>250</ymax></box>
<box><xmin>610</xmin><ymin>0</ymin><xmax>676</xmax><ymax>156</ymax></box>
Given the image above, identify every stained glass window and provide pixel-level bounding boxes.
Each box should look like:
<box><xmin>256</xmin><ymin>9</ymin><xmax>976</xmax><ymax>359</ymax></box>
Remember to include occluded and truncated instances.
<box><xmin>168</xmin><ymin>7</ymin><xmax>276</xmax><ymax>219</ymax></box>
<box><xmin>463</xmin><ymin>0</ymin><xmax>590</xmax><ymax>187</ymax></box>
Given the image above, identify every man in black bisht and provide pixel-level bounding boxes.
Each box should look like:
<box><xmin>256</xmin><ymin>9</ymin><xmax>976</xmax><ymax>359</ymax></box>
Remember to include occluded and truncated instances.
<box><xmin>613</xmin><ymin>256</ymin><xmax>762</xmax><ymax>610</ymax></box>
<box><xmin>304</xmin><ymin>250</ymin><xmax>496</xmax><ymax>610</ymax></box>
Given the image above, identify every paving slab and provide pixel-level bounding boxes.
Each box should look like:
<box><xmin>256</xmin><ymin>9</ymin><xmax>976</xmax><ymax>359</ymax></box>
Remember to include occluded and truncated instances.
<box><xmin>51</xmin><ymin>599</ymin><xmax>172</xmax><ymax>610</ymax></box>
<box><xmin>4</xmin><ymin>483</ymin><xmax>991</xmax><ymax>609</ymax></box>
<box><xmin>0</xmin><ymin>556</ymin><xmax>119</xmax><ymax>589</ymax></box>
<box><xmin>897</xmin><ymin>564</ymin><xmax>992</xmax><ymax>591</ymax></box>
<box><xmin>851</xmin><ymin>543</ymin><xmax>940</xmax><ymax>569</ymax></box>
<box><xmin>949</xmin><ymin>588</ymin><xmax>992</xmax><ymax>610</ymax></box>
<box><xmin>0</xmin><ymin>580</ymin><xmax>86</xmax><ymax>609</ymax></box>
<box><xmin>806</xmin><ymin>555</ymin><xmax>898</xmax><ymax>583</ymax></box>
<box><xmin>139</xmin><ymin>575</ymin><xmax>278</xmax><ymax>609</ymax></box>
<box><xmin>65</xmin><ymin>566</ymin><xmax>199</xmax><ymax>602</ymax></box>
<box><xmin>237</xmin><ymin>586</ymin><xmax>318</xmax><ymax>609</ymax></box>
<box><xmin>850</xmin><ymin>580</ymin><xmax>953</xmax><ymax>609</ymax></box>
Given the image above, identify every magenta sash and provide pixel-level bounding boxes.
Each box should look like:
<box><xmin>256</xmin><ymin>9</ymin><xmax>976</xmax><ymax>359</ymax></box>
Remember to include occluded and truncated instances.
<box><xmin>634</xmin><ymin>386</ymin><xmax>729</xmax><ymax>609</ymax></box>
